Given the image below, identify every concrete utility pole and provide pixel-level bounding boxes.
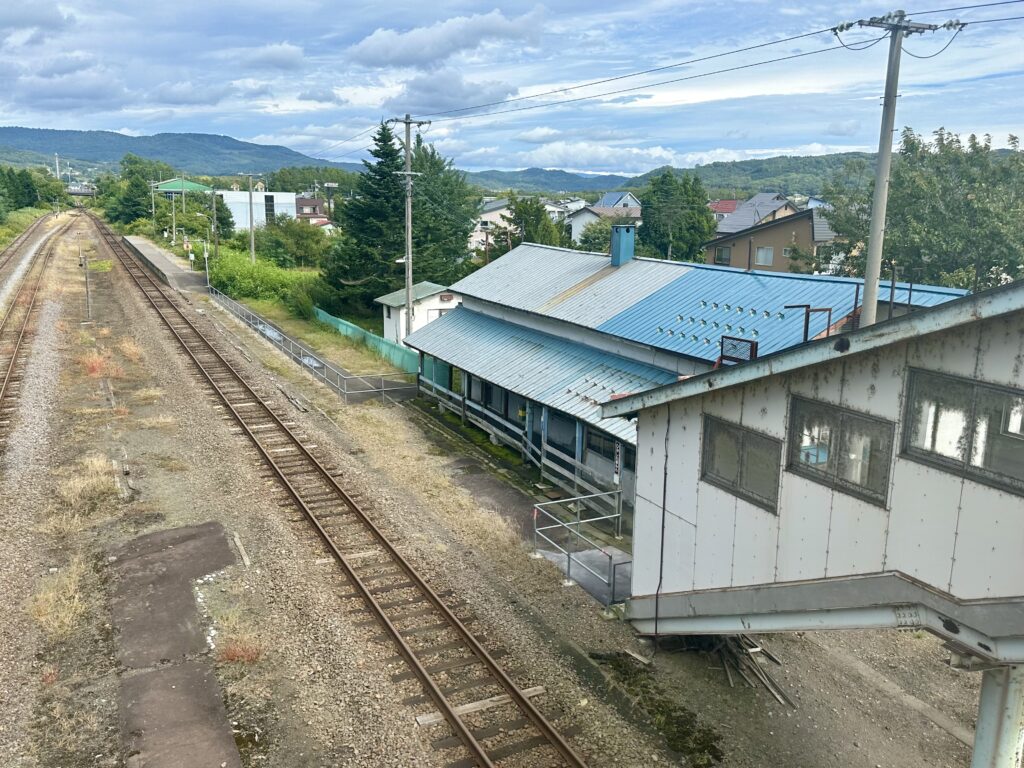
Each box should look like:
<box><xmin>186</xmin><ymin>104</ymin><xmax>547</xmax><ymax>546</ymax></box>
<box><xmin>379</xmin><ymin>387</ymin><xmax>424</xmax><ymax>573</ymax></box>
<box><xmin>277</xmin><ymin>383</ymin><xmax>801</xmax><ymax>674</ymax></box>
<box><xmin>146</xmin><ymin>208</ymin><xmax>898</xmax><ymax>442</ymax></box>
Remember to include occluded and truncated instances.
<box><xmin>241</xmin><ymin>173</ymin><xmax>256</xmax><ymax>264</ymax></box>
<box><xmin>55</xmin><ymin>153</ymin><xmax>60</xmax><ymax>181</ymax></box>
<box><xmin>149</xmin><ymin>180</ymin><xmax>157</xmax><ymax>237</ymax></box>
<box><xmin>386</xmin><ymin>113</ymin><xmax>430</xmax><ymax>343</ymax></box>
<box><xmin>853</xmin><ymin>10</ymin><xmax>942</xmax><ymax>327</ymax></box>
<box><xmin>211</xmin><ymin>190</ymin><xmax>220</xmax><ymax>259</ymax></box>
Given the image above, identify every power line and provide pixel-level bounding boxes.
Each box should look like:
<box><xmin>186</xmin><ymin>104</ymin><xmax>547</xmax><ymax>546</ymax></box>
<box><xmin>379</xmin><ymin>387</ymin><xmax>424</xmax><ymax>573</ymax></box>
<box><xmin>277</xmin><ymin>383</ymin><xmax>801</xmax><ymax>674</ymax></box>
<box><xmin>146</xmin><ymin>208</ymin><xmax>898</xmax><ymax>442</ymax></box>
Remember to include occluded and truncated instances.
<box><xmin>908</xmin><ymin>0</ymin><xmax>1024</xmax><ymax>14</ymax></box>
<box><xmin>427</xmin><ymin>40</ymin><xmax>882</xmax><ymax>125</ymax></box>
<box><xmin>412</xmin><ymin>26</ymin><xmax>837</xmax><ymax>119</ymax></box>
<box><xmin>961</xmin><ymin>13</ymin><xmax>1024</xmax><ymax>21</ymax></box>
<box><xmin>902</xmin><ymin>25</ymin><xmax>965</xmax><ymax>56</ymax></box>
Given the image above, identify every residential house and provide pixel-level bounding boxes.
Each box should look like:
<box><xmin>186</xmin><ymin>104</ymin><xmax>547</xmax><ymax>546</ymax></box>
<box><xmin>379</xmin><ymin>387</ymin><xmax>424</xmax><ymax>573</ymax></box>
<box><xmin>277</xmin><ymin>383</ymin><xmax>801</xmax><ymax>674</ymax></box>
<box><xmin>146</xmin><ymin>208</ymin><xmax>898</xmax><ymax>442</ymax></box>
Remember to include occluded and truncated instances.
<box><xmin>216</xmin><ymin>190</ymin><xmax>297</xmax><ymax>231</ymax></box>
<box><xmin>595</xmin><ymin>191</ymin><xmax>642</xmax><ymax>209</ymax></box>
<box><xmin>716</xmin><ymin>192</ymin><xmax>799</xmax><ymax>235</ymax></box>
<box><xmin>469</xmin><ymin>198</ymin><xmax>511</xmax><ymax>251</ymax></box>
<box><xmin>375</xmin><ymin>281</ymin><xmax>461</xmax><ymax>347</ymax></box>
<box><xmin>601</xmin><ymin>280</ymin><xmax>1024</xmax><ymax>766</ymax></box>
<box><xmin>558</xmin><ymin>197</ymin><xmax>588</xmax><ymax>214</ymax></box>
<box><xmin>404</xmin><ymin>225</ymin><xmax>965</xmax><ymax>524</ymax></box>
<box><xmin>703</xmin><ymin>207</ymin><xmax>837</xmax><ymax>273</ymax></box>
<box><xmin>566</xmin><ymin>205</ymin><xmax>642</xmax><ymax>243</ymax></box>
<box><xmin>708</xmin><ymin>199</ymin><xmax>739</xmax><ymax>224</ymax></box>
<box><xmin>295</xmin><ymin>196</ymin><xmax>329</xmax><ymax>225</ymax></box>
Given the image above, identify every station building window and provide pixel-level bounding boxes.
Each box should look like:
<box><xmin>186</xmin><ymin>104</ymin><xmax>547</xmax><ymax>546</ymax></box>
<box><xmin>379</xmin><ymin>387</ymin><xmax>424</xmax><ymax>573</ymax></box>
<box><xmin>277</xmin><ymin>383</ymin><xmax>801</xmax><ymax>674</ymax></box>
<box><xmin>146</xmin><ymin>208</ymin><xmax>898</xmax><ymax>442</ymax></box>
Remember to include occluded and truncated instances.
<box><xmin>507</xmin><ymin>392</ymin><xmax>527</xmax><ymax>426</ymax></box>
<box><xmin>468</xmin><ymin>375</ymin><xmax>483</xmax><ymax>403</ymax></box>
<box><xmin>701</xmin><ymin>415</ymin><xmax>782</xmax><ymax>513</ymax></box>
<box><xmin>904</xmin><ymin>369</ymin><xmax>1024</xmax><ymax>495</ymax></box>
<box><xmin>547</xmin><ymin>412</ymin><xmax>577</xmax><ymax>456</ymax></box>
<box><xmin>264</xmin><ymin>194</ymin><xmax>275</xmax><ymax>220</ymax></box>
<box><xmin>714</xmin><ymin>246</ymin><xmax>732</xmax><ymax>266</ymax></box>
<box><xmin>585</xmin><ymin>428</ymin><xmax>617</xmax><ymax>462</ymax></box>
<box><xmin>787</xmin><ymin>396</ymin><xmax>894</xmax><ymax>506</ymax></box>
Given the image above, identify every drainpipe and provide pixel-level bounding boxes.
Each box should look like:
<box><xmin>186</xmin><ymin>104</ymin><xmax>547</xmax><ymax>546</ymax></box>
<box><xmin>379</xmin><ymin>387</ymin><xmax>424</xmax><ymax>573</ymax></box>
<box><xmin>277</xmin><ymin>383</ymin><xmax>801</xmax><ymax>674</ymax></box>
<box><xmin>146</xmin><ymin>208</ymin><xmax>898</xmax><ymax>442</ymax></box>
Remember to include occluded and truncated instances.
<box><xmin>747</xmin><ymin>237</ymin><xmax>753</xmax><ymax>271</ymax></box>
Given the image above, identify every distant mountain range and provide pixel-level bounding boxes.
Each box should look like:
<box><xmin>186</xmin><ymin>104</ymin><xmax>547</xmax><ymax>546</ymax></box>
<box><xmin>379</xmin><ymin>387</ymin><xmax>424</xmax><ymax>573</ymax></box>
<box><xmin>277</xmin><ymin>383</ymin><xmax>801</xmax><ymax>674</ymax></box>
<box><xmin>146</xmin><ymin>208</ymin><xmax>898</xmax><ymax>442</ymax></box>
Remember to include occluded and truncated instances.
<box><xmin>0</xmin><ymin>126</ymin><xmax>874</xmax><ymax>197</ymax></box>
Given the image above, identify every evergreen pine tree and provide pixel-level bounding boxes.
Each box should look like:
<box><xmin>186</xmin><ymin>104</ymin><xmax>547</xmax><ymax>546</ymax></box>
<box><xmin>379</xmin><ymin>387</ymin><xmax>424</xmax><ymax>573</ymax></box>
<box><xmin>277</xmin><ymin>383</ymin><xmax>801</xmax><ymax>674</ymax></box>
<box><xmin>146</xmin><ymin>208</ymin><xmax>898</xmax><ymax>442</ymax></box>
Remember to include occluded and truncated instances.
<box><xmin>321</xmin><ymin>123</ymin><xmax>405</xmax><ymax>311</ymax></box>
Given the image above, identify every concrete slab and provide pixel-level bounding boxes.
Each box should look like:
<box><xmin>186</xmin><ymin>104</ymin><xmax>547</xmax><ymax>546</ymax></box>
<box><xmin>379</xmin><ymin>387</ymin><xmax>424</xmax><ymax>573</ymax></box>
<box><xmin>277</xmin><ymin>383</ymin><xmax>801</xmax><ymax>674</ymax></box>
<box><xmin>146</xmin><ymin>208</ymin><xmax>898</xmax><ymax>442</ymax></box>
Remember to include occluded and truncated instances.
<box><xmin>110</xmin><ymin>522</ymin><xmax>235</xmax><ymax>669</ymax></box>
<box><xmin>539</xmin><ymin>546</ymin><xmax>632</xmax><ymax>605</ymax></box>
<box><xmin>121</xmin><ymin>661</ymin><xmax>241</xmax><ymax>768</ymax></box>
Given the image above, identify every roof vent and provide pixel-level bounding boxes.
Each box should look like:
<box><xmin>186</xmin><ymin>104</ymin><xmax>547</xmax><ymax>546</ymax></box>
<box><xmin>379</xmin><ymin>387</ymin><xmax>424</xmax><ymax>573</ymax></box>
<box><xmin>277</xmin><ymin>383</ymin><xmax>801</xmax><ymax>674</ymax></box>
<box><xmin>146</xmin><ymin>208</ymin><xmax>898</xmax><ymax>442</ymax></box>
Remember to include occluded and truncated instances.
<box><xmin>610</xmin><ymin>224</ymin><xmax>635</xmax><ymax>267</ymax></box>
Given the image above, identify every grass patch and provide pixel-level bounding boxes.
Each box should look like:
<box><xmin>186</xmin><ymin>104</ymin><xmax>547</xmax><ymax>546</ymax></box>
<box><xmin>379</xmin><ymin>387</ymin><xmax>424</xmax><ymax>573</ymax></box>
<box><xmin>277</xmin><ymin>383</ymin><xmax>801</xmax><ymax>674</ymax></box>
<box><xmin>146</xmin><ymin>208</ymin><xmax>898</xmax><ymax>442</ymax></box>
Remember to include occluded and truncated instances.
<box><xmin>131</xmin><ymin>387</ymin><xmax>164</xmax><ymax>403</ymax></box>
<box><xmin>592</xmin><ymin>652</ymin><xmax>724</xmax><ymax>766</ymax></box>
<box><xmin>213</xmin><ymin>608</ymin><xmax>263</xmax><ymax>665</ymax></box>
<box><xmin>53</xmin><ymin>454</ymin><xmax>114</xmax><ymax>516</ymax></box>
<box><xmin>87</xmin><ymin>258</ymin><xmax>113</xmax><ymax>272</ymax></box>
<box><xmin>28</xmin><ymin>558</ymin><xmax>88</xmax><ymax>641</ymax></box>
<box><xmin>115</xmin><ymin>336</ymin><xmax>144</xmax><ymax>362</ymax></box>
<box><xmin>240</xmin><ymin>297</ymin><xmax>398</xmax><ymax>375</ymax></box>
<box><xmin>77</xmin><ymin>349</ymin><xmax>124</xmax><ymax>379</ymax></box>
<box><xmin>0</xmin><ymin>207</ymin><xmax>51</xmax><ymax>252</ymax></box>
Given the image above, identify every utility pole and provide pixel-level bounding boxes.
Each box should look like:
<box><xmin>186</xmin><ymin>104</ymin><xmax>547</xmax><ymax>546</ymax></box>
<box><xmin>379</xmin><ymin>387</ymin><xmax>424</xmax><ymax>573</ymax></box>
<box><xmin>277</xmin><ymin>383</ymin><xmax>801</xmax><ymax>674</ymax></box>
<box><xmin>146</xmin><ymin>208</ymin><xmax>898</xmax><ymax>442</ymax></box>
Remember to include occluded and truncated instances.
<box><xmin>149</xmin><ymin>180</ymin><xmax>157</xmax><ymax>237</ymax></box>
<box><xmin>55</xmin><ymin>153</ymin><xmax>60</xmax><ymax>181</ymax></box>
<box><xmin>385</xmin><ymin>113</ymin><xmax>430</xmax><ymax>343</ymax></box>
<box><xmin>850</xmin><ymin>10</ymin><xmax>943</xmax><ymax>327</ymax></box>
<box><xmin>241</xmin><ymin>173</ymin><xmax>256</xmax><ymax>264</ymax></box>
<box><xmin>211</xmin><ymin>190</ymin><xmax>220</xmax><ymax>259</ymax></box>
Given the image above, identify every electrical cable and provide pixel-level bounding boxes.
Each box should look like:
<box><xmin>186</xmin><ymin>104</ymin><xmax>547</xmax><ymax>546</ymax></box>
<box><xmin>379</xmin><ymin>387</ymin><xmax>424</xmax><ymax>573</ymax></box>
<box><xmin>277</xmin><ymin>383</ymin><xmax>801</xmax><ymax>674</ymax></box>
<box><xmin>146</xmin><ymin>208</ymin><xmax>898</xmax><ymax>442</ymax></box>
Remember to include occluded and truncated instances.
<box><xmin>412</xmin><ymin>26</ymin><xmax>837</xmax><ymax>119</ymax></box>
<box><xmin>427</xmin><ymin>41</ymin><xmax>880</xmax><ymax>125</ymax></box>
<box><xmin>834</xmin><ymin>30</ymin><xmax>891</xmax><ymax>50</ymax></box>
<box><xmin>908</xmin><ymin>0</ymin><xmax>1024</xmax><ymax>14</ymax></box>
<box><xmin>902</xmin><ymin>25</ymin><xmax>965</xmax><ymax>57</ymax></box>
<box><xmin>960</xmin><ymin>13</ymin><xmax>1024</xmax><ymax>21</ymax></box>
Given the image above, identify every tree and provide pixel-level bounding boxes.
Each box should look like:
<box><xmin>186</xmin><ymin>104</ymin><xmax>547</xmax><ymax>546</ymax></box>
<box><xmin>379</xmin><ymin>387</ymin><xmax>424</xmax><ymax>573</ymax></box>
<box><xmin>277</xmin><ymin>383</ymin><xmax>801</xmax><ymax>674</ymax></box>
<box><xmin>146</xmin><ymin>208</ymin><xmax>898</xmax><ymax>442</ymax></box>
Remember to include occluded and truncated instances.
<box><xmin>321</xmin><ymin>123</ymin><xmax>405</xmax><ymax>311</ymax></box>
<box><xmin>108</xmin><ymin>173</ymin><xmax>151</xmax><ymax>224</ymax></box>
<box><xmin>823</xmin><ymin>128</ymin><xmax>1024</xmax><ymax>290</ymax></box>
<box><xmin>637</xmin><ymin>170</ymin><xmax>715</xmax><ymax>260</ymax></box>
<box><xmin>577</xmin><ymin>217</ymin><xmax>614</xmax><ymax>252</ymax></box>
<box><xmin>492</xmin><ymin>193</ymin><xmax>562</xmax><ymax>255</ymax></box>
<box><xmin>411</xmin><ymin>135</ymin><xmax>479</xmax><ymax>285</ymax></box>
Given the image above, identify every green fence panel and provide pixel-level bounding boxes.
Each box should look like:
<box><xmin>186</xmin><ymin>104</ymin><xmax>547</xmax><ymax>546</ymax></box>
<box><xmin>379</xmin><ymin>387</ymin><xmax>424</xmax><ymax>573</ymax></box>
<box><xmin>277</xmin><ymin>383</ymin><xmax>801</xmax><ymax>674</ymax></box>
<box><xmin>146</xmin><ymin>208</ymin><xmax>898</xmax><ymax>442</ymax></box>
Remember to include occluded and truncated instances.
<box><xmin>313</xmin><ymin>307</ymin><xmax>419</xmax><ymax>373</ymax></box>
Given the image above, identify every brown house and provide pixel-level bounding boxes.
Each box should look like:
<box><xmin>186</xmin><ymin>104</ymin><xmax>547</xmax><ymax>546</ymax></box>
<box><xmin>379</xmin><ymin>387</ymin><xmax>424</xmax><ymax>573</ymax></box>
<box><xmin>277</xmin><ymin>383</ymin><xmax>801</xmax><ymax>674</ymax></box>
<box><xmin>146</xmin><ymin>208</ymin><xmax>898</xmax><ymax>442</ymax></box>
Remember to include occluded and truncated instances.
<box><xmin>702</xmin><ymin>207</ymin><xmax>836</xmax><ymax>273</ymax></box>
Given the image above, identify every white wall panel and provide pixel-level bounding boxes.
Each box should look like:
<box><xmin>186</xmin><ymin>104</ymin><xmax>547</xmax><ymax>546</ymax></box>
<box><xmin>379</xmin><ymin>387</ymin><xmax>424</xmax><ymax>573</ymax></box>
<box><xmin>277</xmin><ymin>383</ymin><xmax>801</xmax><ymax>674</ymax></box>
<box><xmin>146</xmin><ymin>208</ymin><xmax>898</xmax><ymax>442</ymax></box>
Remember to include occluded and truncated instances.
<box><xmin>949</xmin><ymin>482</ymin><xmax>1024</xmax><ymax>599</ymax></box>
<box><xmin>839</xmin><ymin>346</ymin><xmax>907</xmax><ymax>418</ymax></box>
<box><xmin>731</xmin><ymin>503</ymin><xmax>779</xmax><ymax>586</ymax></box>
<box><xmin>825</xmin><ymin>493</ymin><xmax>888</xmax><ymax>577</ymax></box>
<box><xmin>631</xmin><ymin>494</ymin><xmax>665</xmax><ymax>596</ymax></box>
<box><xmin>739</xmin><ymin>378</ymin><xmax>788</xmax><ymax>437</ymax></box>
<box><xmin>973</xmin><ymin>314</ymin><xmax>1024</xmax><ymax>389</ymax></box>
<box><xmin>776</xmin><ymin>474</ymin><xmax>831</xmax><ymax>581</ymax></box>
<box><xmin>788</xmin><ymin>360</ymin><xmax>844</xmax><ymax>404</ymax></box>
<box><xmin>664</xmin><ymin>401</ymin><xmax>701</xmax><ymax>525</ymax></box>
<box><xmin>905</xmin><ymin>320</ymin><xmax>980</xmax><ymax>379</ymax></box>
<box><xmin>692</xmin><ymin>482</ymin><xmax>737</xmax><ymax>590</ymax></box>
<box><xmin>886</xmin><ymin>458</ymin><xmax>962</xmax><ymax>589</ymax></box>
<box><xmin>634</xmin><ymin>409</ymin><xmax>666</xmax><ymax>513</ymax></box>
<box><xmin>662</xmin><ymin>513</ymin><xmax>697</xmax><ymax>594</ymax></box>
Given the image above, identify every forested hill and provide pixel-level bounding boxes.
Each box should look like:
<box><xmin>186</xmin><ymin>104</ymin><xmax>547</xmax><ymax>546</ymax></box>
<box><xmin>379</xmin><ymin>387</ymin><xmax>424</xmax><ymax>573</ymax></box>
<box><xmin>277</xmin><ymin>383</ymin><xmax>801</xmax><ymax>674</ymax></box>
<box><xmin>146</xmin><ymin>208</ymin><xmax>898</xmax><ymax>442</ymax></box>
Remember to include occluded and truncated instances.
<box><xmin>0</xmin><ymin>125</ymin><xmax>874</xmax><ymax>196</ymax></box>
<box><xmin>0</xmin><ymin>127</ymin><xmax>364</xmax><ymax>175</ymax></box>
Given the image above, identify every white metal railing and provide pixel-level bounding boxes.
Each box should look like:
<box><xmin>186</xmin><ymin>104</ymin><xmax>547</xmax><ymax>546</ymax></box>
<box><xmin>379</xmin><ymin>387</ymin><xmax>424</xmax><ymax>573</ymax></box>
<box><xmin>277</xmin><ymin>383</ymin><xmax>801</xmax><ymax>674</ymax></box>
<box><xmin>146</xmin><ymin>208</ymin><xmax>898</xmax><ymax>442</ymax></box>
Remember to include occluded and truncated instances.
<box><xmin>208</xmin><ymin>286</ymin><xmax>416</xmax><ymax>404</ymax></box>
<box><xmin>533</xmin><ymin>490</ymin><xmax>631</xmax><ymax>604</ymax></box>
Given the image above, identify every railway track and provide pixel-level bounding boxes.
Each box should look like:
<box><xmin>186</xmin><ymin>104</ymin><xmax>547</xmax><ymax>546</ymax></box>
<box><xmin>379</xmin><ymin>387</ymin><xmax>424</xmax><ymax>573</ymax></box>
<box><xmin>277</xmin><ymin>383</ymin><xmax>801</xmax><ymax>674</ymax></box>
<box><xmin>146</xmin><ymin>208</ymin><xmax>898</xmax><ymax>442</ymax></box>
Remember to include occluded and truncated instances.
<box><xmin>0</xmin><ymin>213</ymin><xmax>51</xmax><ymax>279</ymax></box>
<box><xmin>0</xmin><ymin>216</ymin><xmax>71</xmax><ymax>457</ymax></box>
<box><xmin>90</xmin><ymin>214</ymin><xmax>590</xmax><ymax>768</ymax></box>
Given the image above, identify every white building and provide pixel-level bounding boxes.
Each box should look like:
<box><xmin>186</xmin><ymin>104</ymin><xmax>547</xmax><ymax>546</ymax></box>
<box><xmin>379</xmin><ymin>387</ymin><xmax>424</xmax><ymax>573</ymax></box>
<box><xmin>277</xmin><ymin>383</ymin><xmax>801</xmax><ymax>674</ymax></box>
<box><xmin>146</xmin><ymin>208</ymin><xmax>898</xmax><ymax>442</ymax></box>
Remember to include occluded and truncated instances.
<box><xmin>469</xmin><ymin>198</ymin><xmax>511</xmax><ymax>251</ymax></box>
<box><xmin>375</xmin><ymin>282</ymin><xmax>460</xmax><ymax>347</ymax></box>
<box><xmin>603</xmin><ymin>280</ymin><xmax>1024</xmax><ymax>768</ymax></box>
<box><xmin>566</xmin><ymin>205</ymin><xmax>642</xmax><ymax>243</ymax></box>
<box><xmin>216</xmin><ymin>190</ymin><xmax>297</xmax><ymax>231</ymax></box>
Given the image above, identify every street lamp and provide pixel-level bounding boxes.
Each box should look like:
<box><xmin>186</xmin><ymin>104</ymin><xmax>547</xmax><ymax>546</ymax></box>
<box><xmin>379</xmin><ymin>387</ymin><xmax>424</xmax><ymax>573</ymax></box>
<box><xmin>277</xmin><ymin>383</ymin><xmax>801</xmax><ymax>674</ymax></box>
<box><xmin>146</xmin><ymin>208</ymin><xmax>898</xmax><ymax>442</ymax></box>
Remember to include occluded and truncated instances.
<box><xmin>202</xmin><ymin>239</ymin><xmax>210</xmax><ymax>289</ymax></box>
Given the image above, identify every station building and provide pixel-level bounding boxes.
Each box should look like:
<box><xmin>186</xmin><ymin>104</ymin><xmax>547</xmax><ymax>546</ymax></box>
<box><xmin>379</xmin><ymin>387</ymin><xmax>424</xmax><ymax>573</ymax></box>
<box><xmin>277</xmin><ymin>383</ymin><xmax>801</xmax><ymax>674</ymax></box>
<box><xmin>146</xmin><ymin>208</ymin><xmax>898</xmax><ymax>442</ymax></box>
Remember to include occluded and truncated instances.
<box><xmin>601</xmin><ymin>279</ymin><xmax>1024</xmax><ymax>767</ymax></box>
<box><xmin>404</xmin><ymin>225</ymin><xmax>966</xmax><ymax>523</ymax></box>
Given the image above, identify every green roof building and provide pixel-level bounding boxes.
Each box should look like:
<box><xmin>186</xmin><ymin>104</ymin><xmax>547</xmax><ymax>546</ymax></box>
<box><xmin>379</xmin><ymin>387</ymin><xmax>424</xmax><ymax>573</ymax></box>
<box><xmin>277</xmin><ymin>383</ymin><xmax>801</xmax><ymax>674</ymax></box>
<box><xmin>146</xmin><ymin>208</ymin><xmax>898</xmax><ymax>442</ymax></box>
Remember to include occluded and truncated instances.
<box><xmin>154</xmin><ymin>178</ymin><xmax>213</xmax><ymax>194</ymax></box>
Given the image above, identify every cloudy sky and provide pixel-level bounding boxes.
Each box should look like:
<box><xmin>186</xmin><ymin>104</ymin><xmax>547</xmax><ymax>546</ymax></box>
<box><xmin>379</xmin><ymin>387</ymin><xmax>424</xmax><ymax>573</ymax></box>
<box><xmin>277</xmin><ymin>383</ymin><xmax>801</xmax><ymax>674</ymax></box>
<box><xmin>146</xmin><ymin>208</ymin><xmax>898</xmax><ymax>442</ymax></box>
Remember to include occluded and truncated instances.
<box><xmin>1</xmin><ymin>1</ymin><xmax>1021</xmax><ymax>174</ymax></box>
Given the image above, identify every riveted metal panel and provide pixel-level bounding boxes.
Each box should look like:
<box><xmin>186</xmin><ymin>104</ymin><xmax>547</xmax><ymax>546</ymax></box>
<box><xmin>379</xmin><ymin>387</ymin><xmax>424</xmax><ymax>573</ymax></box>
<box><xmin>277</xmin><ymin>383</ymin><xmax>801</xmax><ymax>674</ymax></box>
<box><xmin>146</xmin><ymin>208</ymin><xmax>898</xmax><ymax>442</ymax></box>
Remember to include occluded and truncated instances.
<box><xmin>886</xmin><ymin>458</ymin><xmax>962</xmax><ymax>589</ymax></box>
<box><xmin>776</xmin><ymin>474</ymin><xmax>832</xmax><ymax>582</ymax></box>
<box><xmin>731</xmin><ymin>504</ymin><xmax>780</xmax><ymax>587</ymax></box>
<box><xmin>949</xmin><ymin>483</ymin><xmax>1024</xmax><ymax>599</ymax></box>
<box><xmin>824</xmin><ymin>494</ymin><xmax>888</xmax><ymax>577</ymax></box>
<box><xmin>692</xmin><ymin>483</ymin><xmax>738</xmax><ymax>590</ymax></box>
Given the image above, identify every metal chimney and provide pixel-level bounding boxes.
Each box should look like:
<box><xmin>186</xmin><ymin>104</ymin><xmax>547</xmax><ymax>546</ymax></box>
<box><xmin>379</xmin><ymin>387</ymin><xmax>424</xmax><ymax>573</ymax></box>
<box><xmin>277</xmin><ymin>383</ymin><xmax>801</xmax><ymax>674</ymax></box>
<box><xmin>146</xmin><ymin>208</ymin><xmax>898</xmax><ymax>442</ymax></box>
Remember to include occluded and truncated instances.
<box><xmin>611</xmin><ymin>224</ymin><xmax>635</xmax><ymax>267</ymax></box>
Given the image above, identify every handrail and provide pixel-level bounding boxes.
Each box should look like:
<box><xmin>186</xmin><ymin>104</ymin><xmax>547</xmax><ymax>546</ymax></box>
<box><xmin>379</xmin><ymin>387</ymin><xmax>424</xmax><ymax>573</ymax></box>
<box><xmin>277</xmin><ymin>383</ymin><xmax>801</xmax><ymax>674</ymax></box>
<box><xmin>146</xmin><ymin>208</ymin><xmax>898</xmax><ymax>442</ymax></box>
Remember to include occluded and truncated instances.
<box><xmin>207</xmin><ymin>286</ymin><xmax>415</xmax><ymax>404</ymax></box>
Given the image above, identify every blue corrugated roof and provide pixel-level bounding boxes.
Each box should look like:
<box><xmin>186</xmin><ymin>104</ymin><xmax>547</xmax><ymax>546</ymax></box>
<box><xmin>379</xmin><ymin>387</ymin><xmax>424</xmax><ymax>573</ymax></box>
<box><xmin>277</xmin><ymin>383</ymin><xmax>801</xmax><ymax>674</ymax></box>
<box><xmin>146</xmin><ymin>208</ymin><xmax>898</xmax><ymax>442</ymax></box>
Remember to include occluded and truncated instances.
<box><xmin>405</xmin><ymin>307</ymin><xmax>677</xmax><ymax>443</ymax></box>
<box><xmin>599</xmin><ymin>265</ymin><xmax>967</xmax><ymax>359</ymax></box>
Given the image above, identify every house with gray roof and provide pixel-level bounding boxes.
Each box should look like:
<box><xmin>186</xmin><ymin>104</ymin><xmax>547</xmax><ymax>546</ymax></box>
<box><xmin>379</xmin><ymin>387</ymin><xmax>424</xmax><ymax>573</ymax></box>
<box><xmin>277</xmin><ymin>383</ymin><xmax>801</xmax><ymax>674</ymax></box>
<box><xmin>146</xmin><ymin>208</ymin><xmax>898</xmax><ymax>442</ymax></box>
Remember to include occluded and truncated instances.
<box><xmin>703</xmin><ymin>207</ymin><xmax>838</xmax><ymax>274</ymax></box>
<box><xmin>716</xmin><ymin>192</ymin><xmax>799</xmax><ymax>235</ymax></box>
<box><xmin>595</xmin><ymin>191</ymin><xmax>642</xmax><ymax>209</ymax></box>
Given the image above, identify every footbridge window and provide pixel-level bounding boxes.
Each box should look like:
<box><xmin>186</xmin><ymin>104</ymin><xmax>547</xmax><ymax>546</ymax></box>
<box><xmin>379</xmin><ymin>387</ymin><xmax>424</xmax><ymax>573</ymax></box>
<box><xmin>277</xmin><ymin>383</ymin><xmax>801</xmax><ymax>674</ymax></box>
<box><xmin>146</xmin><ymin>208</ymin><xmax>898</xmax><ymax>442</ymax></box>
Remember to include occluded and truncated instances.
<box><xmin>787</xmin><ymin>397</ymin><xmax>894</xmax><ymax>506</ymax></box>
<box><xmin>904</xmin><ymin>369</ymin><xmax>1024</xmax><ymax>496</ymax></box>
<box><xmin>701</xmin><ymin>415</ymin><xmax>782</xmax><ymax>513</ymax></box>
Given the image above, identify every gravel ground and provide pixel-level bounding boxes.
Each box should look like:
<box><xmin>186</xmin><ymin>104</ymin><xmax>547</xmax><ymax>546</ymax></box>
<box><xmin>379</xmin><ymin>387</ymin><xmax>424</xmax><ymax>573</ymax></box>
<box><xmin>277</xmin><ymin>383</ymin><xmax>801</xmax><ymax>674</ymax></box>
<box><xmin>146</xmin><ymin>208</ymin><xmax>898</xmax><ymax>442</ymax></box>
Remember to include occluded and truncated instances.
<box><xmin>0</xmin><ymin>217</ymin><xmax>67</xmax><ymax>767</ymax></box>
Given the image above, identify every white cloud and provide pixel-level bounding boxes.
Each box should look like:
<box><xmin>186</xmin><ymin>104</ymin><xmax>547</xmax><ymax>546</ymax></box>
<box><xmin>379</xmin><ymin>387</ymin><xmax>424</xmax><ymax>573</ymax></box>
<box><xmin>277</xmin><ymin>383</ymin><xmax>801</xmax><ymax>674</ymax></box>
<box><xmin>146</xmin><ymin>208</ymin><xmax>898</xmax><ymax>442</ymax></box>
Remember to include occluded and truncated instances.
<box><xmin>825</xmin><ymin>119</ymin><xmax>860</xmax><ymax>137</ymax></box>
<box><xmin>678</xmin><ymin>143</ymin><xmax>871</xmax><ymax>167</ymax></box>
<box><xmin>348</xmin><ymin>9</ymin><xmax>542</xmax><ymax>69</ymax></box>
<box><xmin>518</xmin><ymin>141</ymin><xmax>681</xmax><ymax>174</ymax></box>
<box><xmin>515</xmin><ymin>126</ymin><xmax>561</xmax><ymax>144</ymax></box>
<box><xmin>148</xmin><ymin>81</ymin><xmax>235</xmax><ymax>106</ymax></box>
<box><xmin>240</xmin><ymin>42</ymin><xmax>304</xmax><ymax>70</ymax></box>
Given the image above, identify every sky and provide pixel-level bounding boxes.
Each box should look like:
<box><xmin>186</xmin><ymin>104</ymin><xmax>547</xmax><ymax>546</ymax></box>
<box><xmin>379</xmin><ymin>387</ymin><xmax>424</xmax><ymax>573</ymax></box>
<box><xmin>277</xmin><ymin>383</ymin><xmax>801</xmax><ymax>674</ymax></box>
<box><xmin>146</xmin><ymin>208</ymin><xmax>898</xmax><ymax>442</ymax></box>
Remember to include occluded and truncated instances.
<box><xmin>0</xmin><ymin>1</ymin><xmax>1022</xmax><ymax>175</ymax></box>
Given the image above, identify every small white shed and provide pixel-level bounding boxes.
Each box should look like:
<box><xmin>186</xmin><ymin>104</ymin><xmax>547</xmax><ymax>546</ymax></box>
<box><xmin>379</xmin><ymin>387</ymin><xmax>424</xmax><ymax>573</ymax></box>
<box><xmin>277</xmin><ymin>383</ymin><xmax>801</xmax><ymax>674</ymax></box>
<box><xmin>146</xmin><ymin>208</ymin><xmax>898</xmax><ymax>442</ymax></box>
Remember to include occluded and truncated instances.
<box><xmin>375</xmin><ymin>282</ymin><xmax>460</xmax><ymax>347</ymax></box>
